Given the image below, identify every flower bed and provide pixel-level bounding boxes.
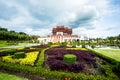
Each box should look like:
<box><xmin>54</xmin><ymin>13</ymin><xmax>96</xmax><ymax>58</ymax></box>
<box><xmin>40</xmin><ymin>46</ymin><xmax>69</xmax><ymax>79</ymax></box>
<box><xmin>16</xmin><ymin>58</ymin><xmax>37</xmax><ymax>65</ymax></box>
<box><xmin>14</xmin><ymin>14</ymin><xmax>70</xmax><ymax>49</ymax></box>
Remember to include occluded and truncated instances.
<box><xmin>45</xmin><ymin>48</ymin><xmax>98</xmax><ymax>74</ymax></box>
<box><xmin>2</xmin><ymin>51</ymin><xmax>39</xmax><ymax>66</ymax></box>
<box><xmin>0</xmin><ymin>48</ymin><xmax>119</xmax><ymax>80</ymax></box>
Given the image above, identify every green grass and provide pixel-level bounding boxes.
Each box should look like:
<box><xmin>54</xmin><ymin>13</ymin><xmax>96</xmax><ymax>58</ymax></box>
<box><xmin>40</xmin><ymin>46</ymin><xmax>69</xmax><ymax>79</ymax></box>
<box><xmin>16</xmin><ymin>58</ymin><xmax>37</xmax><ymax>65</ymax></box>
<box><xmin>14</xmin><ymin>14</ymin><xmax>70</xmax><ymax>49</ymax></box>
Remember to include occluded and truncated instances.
<box><xmin>0</xmin><ymin>42</ymin><xmax>7</xmax><ymax>47</ymax></box>
<box><xmin>37</xmin><ymin>49</ymin><xmax>47</xmax><ymax>66</ymax></box>
<box><xmin>93</xmin><ymin>49</ymin><xmax>120</xmax><ymax>62</ymax></box>
<box><xmin>0</xmin><ymin>72</ymin><xmax>28</xmax><ymax>80</ymax></box>
<box><xmin>0</xmin><ymin>41</ymin><xmax>18</xmax><ymax>47</ymax></box>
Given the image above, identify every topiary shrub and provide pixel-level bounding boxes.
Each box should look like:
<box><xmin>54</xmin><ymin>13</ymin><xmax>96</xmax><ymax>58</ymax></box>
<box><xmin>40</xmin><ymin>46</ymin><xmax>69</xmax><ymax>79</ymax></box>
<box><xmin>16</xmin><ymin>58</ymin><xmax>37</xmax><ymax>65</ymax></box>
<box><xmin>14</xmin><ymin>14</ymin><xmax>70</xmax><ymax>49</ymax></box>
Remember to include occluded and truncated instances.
<box><xmin>91</xmin><ymin>45</ymin><xmax>95</xmax><ymax>49</ymax></box>
<box><xmin>12</xmin><ymin>52</ymin><xmax>25</xmax><ymax>59</ymax></box>
<box><xmin>82</xmin><ymin>44</ymin><xmax>86</xmax><ymax>48</ymax></box>
<box><xmin>60</xmin><ymin>42</ymin><xmax>67</xmax><ymax>46</ymax></box>
<box><xmin>63</xmin><ymin>54</ymin><xmax>76</xmax><ymax>64</ymax></box>
<box><xmin>5</xmin><ymin>49</ymin><xmax>16</xmax><ymax>55</ymax></box>
<box><xmin>24</xmin><ymin>47</ymin><xmax>30</xmax><ymax>50</ymax></box>
<box><xmin>72</xmin><ymin>45</ymin><xmax>76</xmax><ymax>48</ymax></box>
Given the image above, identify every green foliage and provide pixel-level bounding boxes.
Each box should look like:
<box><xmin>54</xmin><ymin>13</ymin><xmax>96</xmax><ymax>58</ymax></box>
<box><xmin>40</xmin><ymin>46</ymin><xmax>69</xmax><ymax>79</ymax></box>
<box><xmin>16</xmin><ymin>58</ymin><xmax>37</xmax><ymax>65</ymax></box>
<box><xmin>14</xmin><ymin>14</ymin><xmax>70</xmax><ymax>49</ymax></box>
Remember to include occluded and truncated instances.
<box><xmin>5</xmin><ymin>49</ymin><xmax>16</xmax><ymax>55</ymax></box>
<box><xmin>0</xmin><ymin>41</ymin><xmax>7</xmax><ymax>47</ymax></box>
<box><xmin>12</xmin><ymin>52</ymin><xmax>25</xmax><ymax>59</ymax></box>
<box><xmin>48</xmin><ymin>42</ymin><xmax>53</xmax><ymax>46</ymax></box>
<box><xmin>60</xmin><ymin>42</ymin><xmax>67</xmax><ymax>46</ymax></box>
<box><xmin>0</xmin><ymin>27</ymin><xmax>31</xmax><ymax>41</ymax></box>
<box><xmin>63</xmin><ymin>54</ymin><xmax>76</xmax><ymax>64</ymax></box>
<box><xmin>0</xmin><ymin>48</ymin><xmax>119</xmax><ymax>80</ymax></box>
<box><xmin>0</xmin><ymin>56</ymin><xmax>119</xmax><ymax>80</ymax></box>
<box><xmin>101</xmin><ymin>65</ymin><xmax>119</xmax><ymax>80</ymax></box>
<box><xmin>2</xmin><ymin>51</ymin><xmax>39</xmax><ymax>66</ymax></box>
<box><xmin>24</xmin><ymin>47</ymin><xmax>30</xmax><ymax>50</ymax></box>
<box><xmin>34</xmin><ymin>40</ymin><xmax>39</xmax><ymax>43</ymax></box>
<box><xmin>37</xmin><ymin>49</ymin><xmax>47</xmax><ymax>66</ymax></box>
<box><xmin>71</xmin><ymin>45</ymin><xmax>76</xmax><ymax>48</ymax></box>
<box><xmin>0</xmin><ymin>72</ymin><xmax>28</xmax><ymax>80</ymax></box>
<box><xmin>91</xmin><ymin>45</ymin><xmax>95</xmax><ymax>49</ymax></box>
<box><xmin>113</xmin><ymin>62</ymin><xmax>120</xmax><ymax>73</ymax></box>
<box><xmin>82</xmin><ymin>44</ymin><xmax>86</xmax><ymax>48</ymax></box>
<box><xmin>88</xmin><ymin>48</ymin><xmax>120</xmax><ymax>76</ymax></box>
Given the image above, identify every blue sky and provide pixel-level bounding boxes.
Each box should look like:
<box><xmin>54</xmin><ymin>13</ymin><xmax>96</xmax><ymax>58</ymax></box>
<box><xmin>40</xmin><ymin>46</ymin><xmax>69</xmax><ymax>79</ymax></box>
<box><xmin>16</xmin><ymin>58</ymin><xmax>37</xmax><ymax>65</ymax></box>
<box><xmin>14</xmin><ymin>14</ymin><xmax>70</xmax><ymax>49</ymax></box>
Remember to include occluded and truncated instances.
<box><xmin>0</xmin><ymin>0</ymin><xmax>120</xmax><ymax>38</ymax></box>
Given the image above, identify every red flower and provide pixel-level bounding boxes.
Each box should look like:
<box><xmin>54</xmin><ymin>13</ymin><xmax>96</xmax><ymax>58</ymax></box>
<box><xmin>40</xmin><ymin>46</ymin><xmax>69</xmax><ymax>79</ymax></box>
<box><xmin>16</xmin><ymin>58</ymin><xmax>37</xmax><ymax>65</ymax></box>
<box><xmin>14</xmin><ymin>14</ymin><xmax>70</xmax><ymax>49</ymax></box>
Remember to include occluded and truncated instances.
<box><xmin>65</xmin><ymin>78</ymin><xmax>71</xmax><ymax>80</ymax></box>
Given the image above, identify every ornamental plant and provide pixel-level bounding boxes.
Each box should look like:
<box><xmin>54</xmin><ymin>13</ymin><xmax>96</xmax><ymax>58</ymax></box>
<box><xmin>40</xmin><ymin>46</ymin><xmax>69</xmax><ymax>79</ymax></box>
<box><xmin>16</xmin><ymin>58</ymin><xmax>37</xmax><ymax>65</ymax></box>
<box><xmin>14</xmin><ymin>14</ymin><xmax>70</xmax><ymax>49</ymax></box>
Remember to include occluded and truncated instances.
<box><xmin>82</xmin><ymin>44</ymin><xmax>86</xmax><ymax>48</ymax></box>
<box><xmin>91</xmin><ymin>45</ymin><xmax>95</xmax><ymax>49</ymax></box>
<box><xmin>63</xmin><ymin>54</ymin><xmax>76</xmax><ymax>64</ymax></box>
<box><xmin>5</xmin><ymin>49</ymin><xmax>16</xmax><ymax>55</ymax></box>
<box><xmin>2</xmin><ymin>51</ymin><xmax>39</xmax><ymax>66</ymax></box>
<box><xmin>46</xmin><ymin>48</ymin><xmax>96</xmax><ymax>73</ymax></box>
<box><xmin>12</xmin><ymin>52</ymin><xmax>25</xmax><ymax>59</ymax></box>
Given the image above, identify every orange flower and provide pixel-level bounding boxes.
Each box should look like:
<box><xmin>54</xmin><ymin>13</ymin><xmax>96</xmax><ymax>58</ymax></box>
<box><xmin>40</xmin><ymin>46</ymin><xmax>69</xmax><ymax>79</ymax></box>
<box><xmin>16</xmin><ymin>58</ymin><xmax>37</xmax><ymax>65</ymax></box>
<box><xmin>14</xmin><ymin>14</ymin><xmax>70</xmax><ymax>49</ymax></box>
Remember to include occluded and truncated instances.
<box><xmin>65</xmin><ymin>78</ymin><xmax>71</xmax><ymax>80</ymax></box>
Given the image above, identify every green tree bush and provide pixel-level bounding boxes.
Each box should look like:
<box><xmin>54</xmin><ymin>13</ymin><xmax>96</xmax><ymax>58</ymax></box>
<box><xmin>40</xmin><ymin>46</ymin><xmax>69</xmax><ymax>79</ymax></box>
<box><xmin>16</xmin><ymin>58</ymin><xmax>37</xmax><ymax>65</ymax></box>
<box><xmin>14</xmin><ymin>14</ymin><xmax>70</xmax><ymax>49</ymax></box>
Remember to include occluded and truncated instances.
<box><xmin>12</xmin><ymin>52</ymin><xmax>25</xmax><ymax>59</ymax></box>
<box><xmin>91</xmin><ymin>45</ymin><xmax>95</xmax><ymax>49</ymax></box>
<box><xmin>82</xmin><ymin>44</ymin><xmax>86</xmax><ymax>48</ymax></box>
<box><xmin>63</xmin><ymin>54</ymin><xmax>76</xmax><ymax>64</ymax></box>
<box><xmin>5</xmin><ymin>49</ymin><xmax>16</xmax><ymax>55</ymax></box>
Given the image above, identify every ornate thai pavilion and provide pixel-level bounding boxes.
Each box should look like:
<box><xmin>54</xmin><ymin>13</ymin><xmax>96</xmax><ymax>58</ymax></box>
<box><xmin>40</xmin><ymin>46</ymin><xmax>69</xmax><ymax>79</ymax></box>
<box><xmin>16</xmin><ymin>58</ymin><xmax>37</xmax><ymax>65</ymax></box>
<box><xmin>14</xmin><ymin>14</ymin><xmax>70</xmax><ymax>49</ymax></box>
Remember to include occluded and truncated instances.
<box><xmin>38</xmin><ymin>26</ymin><xmax>87</xmax><ymax>43</ymax></box>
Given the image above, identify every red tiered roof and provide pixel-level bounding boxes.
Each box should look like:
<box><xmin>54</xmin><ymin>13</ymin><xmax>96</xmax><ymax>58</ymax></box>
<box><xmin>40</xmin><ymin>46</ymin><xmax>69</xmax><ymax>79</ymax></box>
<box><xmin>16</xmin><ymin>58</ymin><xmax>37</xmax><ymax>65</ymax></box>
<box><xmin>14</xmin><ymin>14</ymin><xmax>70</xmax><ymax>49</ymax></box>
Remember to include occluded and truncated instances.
<box><xmin>52</xmin><ymin>26</ymin><xmax>72</xmax><ymax>35</ymax></box>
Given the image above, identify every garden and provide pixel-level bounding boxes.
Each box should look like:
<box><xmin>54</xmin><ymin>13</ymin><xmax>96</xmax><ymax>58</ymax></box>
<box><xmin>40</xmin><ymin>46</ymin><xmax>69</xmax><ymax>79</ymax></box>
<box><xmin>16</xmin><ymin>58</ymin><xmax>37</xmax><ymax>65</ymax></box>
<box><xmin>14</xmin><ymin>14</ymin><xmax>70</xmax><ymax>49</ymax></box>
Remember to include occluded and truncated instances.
<box><xmin>0</xmin><ymin>44</ymin><xmax>119</xmax><ymax>80</ymax></box>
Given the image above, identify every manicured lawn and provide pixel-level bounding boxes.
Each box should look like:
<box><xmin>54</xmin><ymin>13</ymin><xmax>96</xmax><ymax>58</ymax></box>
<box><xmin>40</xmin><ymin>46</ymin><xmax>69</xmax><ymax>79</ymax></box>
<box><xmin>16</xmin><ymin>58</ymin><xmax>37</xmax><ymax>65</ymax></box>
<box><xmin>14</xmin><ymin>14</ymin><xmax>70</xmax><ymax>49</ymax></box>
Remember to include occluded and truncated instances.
<box><xmin>0</xmin><ymin>72</ymin><xmax>28</xmax><ymax>80</ymax></box>
<box><xmin>0</xmin><ymin>41</ymin><xmax>18</xmax><ymax>47</ymax></box>
<box><xmin>0</xmin><ymin>42</ymin><xmax>7</xmax><ymax>47</ymax></box>
<box><xmin>93</xmin><ymin>49</ymin><xmax>120</xmax><ymax>62</ymax></box>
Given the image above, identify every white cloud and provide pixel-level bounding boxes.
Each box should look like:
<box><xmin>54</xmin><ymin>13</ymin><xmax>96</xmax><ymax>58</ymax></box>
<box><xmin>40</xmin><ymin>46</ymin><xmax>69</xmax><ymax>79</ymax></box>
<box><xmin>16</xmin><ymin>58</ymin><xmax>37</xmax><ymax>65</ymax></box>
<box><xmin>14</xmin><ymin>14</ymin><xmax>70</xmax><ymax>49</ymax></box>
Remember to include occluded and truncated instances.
<box><xmin>0</xmin><ymin>0</ymin><xmax>119</xmax><ymax>37</ymax></box>
<box><xmin>24</xmin><ymin>27</ymin><xmax>51</xmax><ymax>36</ymax></box>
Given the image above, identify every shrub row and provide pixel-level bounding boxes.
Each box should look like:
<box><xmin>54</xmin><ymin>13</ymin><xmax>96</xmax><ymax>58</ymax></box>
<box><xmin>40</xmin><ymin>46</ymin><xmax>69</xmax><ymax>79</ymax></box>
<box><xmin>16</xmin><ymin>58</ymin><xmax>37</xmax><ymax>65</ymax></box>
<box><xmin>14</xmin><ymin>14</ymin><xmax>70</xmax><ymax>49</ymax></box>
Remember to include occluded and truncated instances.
<box><xmin>12</xmin><ymin>52</ymin><xmax>25</xmax><ymax>59</ymax></box>
<box><xmin>5</xmin><ymin>49</ymin><xmax>16</xmax><ymax>55</ymax></box>
<box><xmin>37</xmin><ymin>49</ymin><xmax>47</xmax><ymax>67</ymax></box>
<box><xmin>101</xmin><ymin>65</ymin><xmax>119</xmax><ymax>80</ymax></box>
<box><xmin>0</xmin><ymin>49</ymin><xmax>16</xmax><ymax>57</ymax></box>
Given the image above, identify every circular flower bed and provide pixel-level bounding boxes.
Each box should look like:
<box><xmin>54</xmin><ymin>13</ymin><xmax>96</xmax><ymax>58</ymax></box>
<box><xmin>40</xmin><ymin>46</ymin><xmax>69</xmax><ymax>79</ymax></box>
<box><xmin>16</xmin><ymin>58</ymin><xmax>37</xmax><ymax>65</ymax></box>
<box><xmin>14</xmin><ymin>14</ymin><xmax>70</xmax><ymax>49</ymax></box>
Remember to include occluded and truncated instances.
<box><xmin>45</xmin><ymin>48</ymin><xmax>97</xmax><ymax>73</ymax></box>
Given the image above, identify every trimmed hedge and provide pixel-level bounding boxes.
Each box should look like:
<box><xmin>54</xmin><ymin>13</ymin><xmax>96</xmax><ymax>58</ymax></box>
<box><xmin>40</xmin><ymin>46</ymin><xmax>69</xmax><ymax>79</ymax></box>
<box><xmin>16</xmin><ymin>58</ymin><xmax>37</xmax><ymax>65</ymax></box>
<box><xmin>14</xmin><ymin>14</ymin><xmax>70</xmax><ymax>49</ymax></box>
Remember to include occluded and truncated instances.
<box><xmin>91</xmin><ymin>45</ymin><xmax>95</xmax><ymax>49</ymax></box>
<box><xmin>82</xmin><ymin>44</ymin><xmax>86</xmax><ymax>48</ymax></box>
<box><xmin>101</xmin><ymin>65</ymin><xmax>119</xmax><ymax>80</ymax></box>
<box><xmin>5</xmin><ymin>49</ymin><xmax>16</xmax><ymax>55</ymax></box>
<box><xmin>12</xmin><ymin>52</ymin><xmax>25</xmax><ymax>59</ymax></box>
<box><xmin>63</xmin><ymin>54</ymin><xmax>76</xmax><ymax>64</ymax></box>
<box><xmin>71</xmin><ymin>45</ymin><xmax>76</xmax><ymax>48</ymax></box>
<box><xmin>0</xmin><ymin>52</ymin><xmax>7</xmax><ymax>57</ymax></box>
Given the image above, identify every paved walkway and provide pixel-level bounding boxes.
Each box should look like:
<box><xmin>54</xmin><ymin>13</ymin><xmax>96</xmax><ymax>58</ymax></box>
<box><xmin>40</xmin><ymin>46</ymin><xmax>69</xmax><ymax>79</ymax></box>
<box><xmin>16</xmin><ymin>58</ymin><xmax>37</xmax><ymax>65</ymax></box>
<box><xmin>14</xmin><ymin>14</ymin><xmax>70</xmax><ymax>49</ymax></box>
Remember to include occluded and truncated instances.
<box><xmin>0</xmin><ymin>43</ymin><xmax>39</xmax><ymax>49</ymax></box>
